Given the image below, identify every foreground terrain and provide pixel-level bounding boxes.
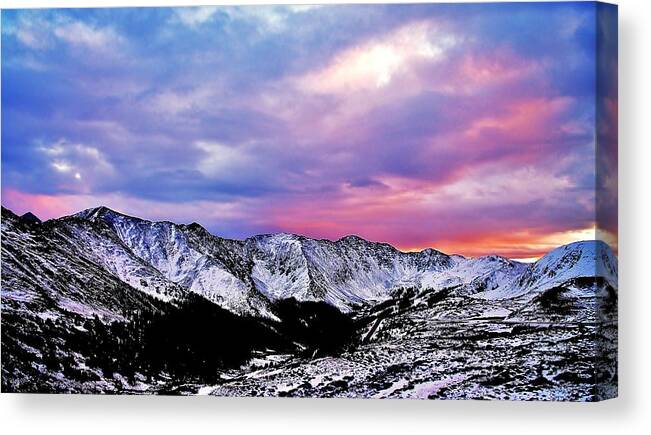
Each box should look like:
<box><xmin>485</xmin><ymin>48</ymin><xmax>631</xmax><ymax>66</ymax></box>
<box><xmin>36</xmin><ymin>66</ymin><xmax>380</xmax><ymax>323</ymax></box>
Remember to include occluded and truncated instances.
<box><xmin>204</xmin><ymin>296</ymin><xmax>617</xmax><ymax>401</ymax></box>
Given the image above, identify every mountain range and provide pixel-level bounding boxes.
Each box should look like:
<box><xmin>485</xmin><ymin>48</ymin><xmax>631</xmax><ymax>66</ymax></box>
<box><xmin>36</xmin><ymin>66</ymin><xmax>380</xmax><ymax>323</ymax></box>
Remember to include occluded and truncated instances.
<box><xmin>0</xmin><ymin>205</ymin><xmax>619</xmax><ymax>398</ymax></box>
<box><xmin>1</xmin><ymin>205</ymin><xmax>618</xmax><ymax>319</ymax></box>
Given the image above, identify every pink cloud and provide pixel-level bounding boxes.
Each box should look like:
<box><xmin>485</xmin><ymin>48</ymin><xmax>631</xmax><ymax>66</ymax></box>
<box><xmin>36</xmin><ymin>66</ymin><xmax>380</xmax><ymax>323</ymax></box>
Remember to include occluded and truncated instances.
<box><xmin>261</xmin><ymin>156</ymin><xmax>594</xmax><ymax>259</ymax></box>
<box><xmin>1</xmin><ymin>188</ymin><xmax>250</xmax><ymax>227</ymax></box>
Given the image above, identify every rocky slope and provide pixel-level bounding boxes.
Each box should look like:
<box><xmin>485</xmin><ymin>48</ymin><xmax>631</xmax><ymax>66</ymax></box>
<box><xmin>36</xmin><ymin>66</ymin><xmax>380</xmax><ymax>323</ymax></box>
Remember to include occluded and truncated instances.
<box><xmin>1</xmin><ymin>207</ymin><xmax>175</xmax><ymax>320</ymax></box>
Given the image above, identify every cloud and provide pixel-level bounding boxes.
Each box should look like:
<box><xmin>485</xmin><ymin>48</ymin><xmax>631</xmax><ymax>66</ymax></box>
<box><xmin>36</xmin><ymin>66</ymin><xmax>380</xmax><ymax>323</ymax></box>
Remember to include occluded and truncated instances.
<box><xmin>173</xmin><ymin>6</ymin><xmax>219</xmax><ymax>28</ymax></box>
<box><xmin>148</xmin><ymin>87</ymin><xmax>217</xmax><ymax>116</ymax></box>
<box><xmin>260</xmin><ymin>157</ymin><xmax>595</xmax><ymax>258</ymax></box>
<box><xmin>195</xmin><ymin>141</ymin><xmax>251</xmax><ymax>177</ymax></box>
<box><xmin>222</xmin><ymin>5</ymin><xmax>325</xmax><ymax>34</ymax></box>
<box><xmin>36</xmin><ymin>139</ymin><xmax>116</xmax><ymax>192</ymax></box>
<box><xmin>1</xmin><ymin>13</ymin><xmax>51</xmax><ymax>50</ymax></box>
<box><xmin>1</xmin><ymin>3</ymin><xmax>604</xmax><ymax>258</ymax></box>
<box><xmin>2</xmin><ymin>12</ymin><xmax>126</xmax><ymax>62</ymax></box>
<box><xmin>53</xmin><ymin>20</ymin><xmax>123</xmax><ymax>50</ymax></box>
<box><xmin>1</xmin><ymin>188</ymin><xmax>254</xmax><ymax>230</ymax></box>
<box><xmin>298</xmin><ymin>21</ymin><xmax>456</xmax><ymax>94</ymax></box>
<box><xmin>15</xmin><ymin>24</ymin><xmax>49</xmax><ymax>49</ymax></box>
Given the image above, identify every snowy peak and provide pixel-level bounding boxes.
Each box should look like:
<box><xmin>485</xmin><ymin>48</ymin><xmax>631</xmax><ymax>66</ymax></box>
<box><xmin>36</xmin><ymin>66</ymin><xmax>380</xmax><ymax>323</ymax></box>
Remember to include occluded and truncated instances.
<box><xmin>243</xmin><ymin>231</ymin><xmax>461</xmax><ymax>310</ymax></box>
<box><xmin>72</xmin><ymin>206</ymin><xmax>275</xmax><ymax>318</ymax></box>
<box><xmin>478</xmin><ymin>240</ymin><xmax>618</xmax><ymax>300</ymax></box>
<box><xmin>75</xmin><ymin>205</ymin><xmax>124</xmax><ymax>222</ymax></box>
<box><xmin>528</xmin><ymin>240</ymin><xmax>618</xmax><ymax>289</ymax></box>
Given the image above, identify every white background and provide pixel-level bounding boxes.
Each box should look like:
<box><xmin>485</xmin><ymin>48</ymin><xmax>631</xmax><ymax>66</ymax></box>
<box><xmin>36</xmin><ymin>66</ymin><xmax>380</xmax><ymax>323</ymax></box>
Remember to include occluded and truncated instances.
<box><xmin>0</xmin><ymin>0</ymin><xmax>649</xmax><ymax>434</ymax></box>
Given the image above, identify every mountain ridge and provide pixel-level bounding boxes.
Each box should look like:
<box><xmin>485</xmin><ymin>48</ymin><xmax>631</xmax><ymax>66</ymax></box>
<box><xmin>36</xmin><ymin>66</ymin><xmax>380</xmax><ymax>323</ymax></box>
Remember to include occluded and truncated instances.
<box><xmin>1</xmin><ymin>205</ymin><xmax>618</xmax><ymax>317</ymax></box>
<box><xmin>72</xmin><ymin>205</ymin><xmax>507</xmax><ymax>261</ymax></box>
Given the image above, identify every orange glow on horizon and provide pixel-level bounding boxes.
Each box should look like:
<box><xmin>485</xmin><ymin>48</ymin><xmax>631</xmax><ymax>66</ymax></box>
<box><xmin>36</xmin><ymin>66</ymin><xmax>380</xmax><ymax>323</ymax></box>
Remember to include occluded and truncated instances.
<box><xmin>396</xmin><ymin>225</ymin><xmax>618</xmax><ymax>261</ymax></box>
<box><xmin>2</xmin><ymin>188</ymin><xmax>617</xmax><ymax>262</ymax></box>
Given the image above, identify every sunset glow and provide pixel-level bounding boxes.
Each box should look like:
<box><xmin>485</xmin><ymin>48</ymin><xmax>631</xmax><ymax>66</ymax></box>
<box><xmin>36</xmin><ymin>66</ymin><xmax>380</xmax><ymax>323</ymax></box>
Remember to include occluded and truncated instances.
<box><xmin>1</xmin><ymin>3</ymin><xmax>617</xmax><ymax>260</ymax></box>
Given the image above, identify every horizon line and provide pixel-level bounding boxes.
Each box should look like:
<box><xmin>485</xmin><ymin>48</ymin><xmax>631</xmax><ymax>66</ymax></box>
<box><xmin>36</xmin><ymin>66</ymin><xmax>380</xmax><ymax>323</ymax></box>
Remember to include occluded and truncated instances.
<box><xmin>1</xmin><ymin>203</ymin><xmax>613</xmax><ymax>264</ymax></box>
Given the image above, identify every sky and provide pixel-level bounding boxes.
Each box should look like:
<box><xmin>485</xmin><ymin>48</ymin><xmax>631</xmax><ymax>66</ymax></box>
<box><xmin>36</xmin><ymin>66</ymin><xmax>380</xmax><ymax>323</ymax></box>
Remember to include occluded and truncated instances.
<box><xmin>1</xmin><ymin>3</ymin><xmax>618</xmax><ymax>260</ymax></box>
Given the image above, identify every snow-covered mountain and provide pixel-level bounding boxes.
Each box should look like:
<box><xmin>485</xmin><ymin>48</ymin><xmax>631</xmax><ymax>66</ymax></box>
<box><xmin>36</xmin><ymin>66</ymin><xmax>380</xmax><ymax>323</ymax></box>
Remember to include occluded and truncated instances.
<box><xmin>0</xmin><ymin>205</ymin><xmax>619</xmax><ymax>399</ymax></box>
<box><xmin>1</xmin><ymin>207</ymin><xmax>174</xmax><ymax>321</ymax></box>
<box><xmin>477</xmin><ymin>240</ymin><xmax>618</xmax><ymax>301</ymax></box>
<box><xmin>75</xmin><ymin>206</ymin><xmax>274</xmax><ymax>318</ymax></box>
<box><xmin>2</xmin><ymin>205</ymin><xmax>618</xmax><ymax>318</ymax></box>
<box><xmin>71</xmin><ymin>206</ymin><xmax>530</xmax><ymax>313</ymax></box>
